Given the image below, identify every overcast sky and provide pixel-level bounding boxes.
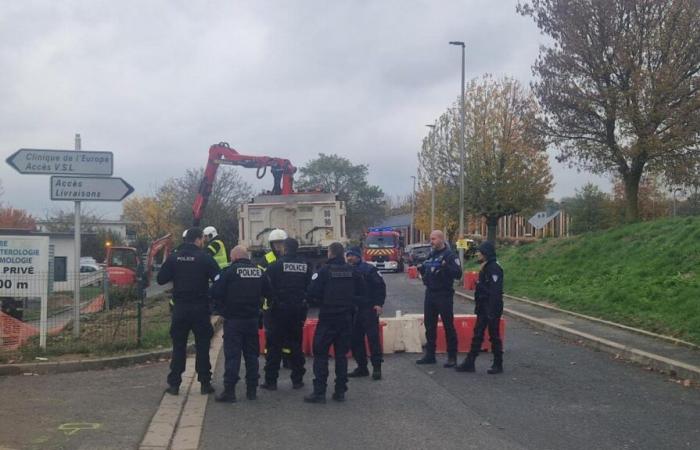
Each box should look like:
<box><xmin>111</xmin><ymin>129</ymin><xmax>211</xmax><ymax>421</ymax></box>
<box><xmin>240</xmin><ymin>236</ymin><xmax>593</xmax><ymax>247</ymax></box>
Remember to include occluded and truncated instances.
<box><xmin>1</xmin><ymin>0</ymin><xmax>609</xmax><ymax>220</ymax></box>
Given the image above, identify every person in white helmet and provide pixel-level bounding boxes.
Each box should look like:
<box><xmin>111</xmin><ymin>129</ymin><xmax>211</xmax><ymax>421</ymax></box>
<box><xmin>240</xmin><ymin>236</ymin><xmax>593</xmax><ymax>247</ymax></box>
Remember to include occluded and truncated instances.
<box><xmin>263</xmin><ymin>228</ymin><xmax>288</xmax><ymax>268</ymax></box>
<box><xmin>203</xmin><ymin>226</ymin><xmax>229</xmax><ymax>269</ymax></box>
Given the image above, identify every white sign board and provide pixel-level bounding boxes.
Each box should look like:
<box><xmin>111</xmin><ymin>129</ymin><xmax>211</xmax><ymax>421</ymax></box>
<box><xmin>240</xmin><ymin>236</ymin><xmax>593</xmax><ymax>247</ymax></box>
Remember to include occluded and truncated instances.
<box><xmin>0</xmin><ymin>235</ymin><xmax>49</xmax><ymax>297</ymax></box>
<box><xmin>6</xmin><ymin>148</ymin><xmax>113</xmax><ymax>176</ymax></box>
<box><xmin>50</xmin><ymin>176</ymin><xmax>134</xmax><ymax>202</ymax></box>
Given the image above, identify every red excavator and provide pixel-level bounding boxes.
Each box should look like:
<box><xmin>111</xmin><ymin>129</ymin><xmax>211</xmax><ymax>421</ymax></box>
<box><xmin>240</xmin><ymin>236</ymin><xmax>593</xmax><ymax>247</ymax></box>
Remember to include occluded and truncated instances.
<box><xmin>105</xmin><ymin>234</ymin><xmax>173</xmax><ymax>287</ymax></box>
<box><xmin>192</xmin><ymin>142</ymin><xmax>297</xmax><ymax>226</ymax></box>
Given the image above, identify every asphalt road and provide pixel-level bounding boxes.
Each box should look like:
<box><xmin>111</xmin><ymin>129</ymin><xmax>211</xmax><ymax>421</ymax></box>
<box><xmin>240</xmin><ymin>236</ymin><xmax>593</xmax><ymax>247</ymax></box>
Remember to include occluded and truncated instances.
<box><xmin>200</xmin><ymin>273</ymin><xmax>700</xmax><ymax>450</ymax></box>
<box><xmin>0</xmin><ymin>361</ymin><xmax>168</xmax><ymax>450</ymax></box>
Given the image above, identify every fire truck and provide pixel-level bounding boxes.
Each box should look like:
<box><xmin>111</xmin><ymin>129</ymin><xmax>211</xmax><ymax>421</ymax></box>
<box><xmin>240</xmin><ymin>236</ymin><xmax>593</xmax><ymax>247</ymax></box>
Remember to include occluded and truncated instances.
<box><xmin>363</xmin><ymin>227</ymin><xmax>404</xmax><ymax>272</ymax></box>
<box><xmin>193</xmin><ymin>143</ymin><xmax>348</xmax><ymax>262</ymax></box>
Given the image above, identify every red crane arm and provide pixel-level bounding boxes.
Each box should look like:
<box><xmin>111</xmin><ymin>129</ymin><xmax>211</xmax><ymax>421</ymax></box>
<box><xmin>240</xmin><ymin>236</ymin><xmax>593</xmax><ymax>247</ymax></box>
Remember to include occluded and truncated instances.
<box><xmin>192</xmin><ymin>142</ymin><xmax>297</xmax><ymax>225</ymax></box>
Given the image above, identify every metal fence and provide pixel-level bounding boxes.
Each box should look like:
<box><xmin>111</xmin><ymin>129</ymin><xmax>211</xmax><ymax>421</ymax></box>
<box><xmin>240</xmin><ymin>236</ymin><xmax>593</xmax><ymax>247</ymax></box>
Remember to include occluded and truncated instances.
<box><xmin>0</xmin><ymin>270</ymin><xmax>169</xmax><ymax>363</ymax></box>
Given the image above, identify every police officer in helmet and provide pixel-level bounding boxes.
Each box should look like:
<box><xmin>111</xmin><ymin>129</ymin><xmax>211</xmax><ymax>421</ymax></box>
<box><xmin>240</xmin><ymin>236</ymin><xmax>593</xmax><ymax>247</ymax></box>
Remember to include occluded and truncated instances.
<box><xmin>416</xmin><ymin>230</ymin><xmax>462</xmax><ymax>368</ymax></box>
<box><xmin>203</xmin><ymin>226</ymin><xmax>229</xmax><ymax>270</ymax></box>
<box><xmin>345</xmin><ymin>247</ymin><xmax>386</xmax><ymax>381</ymax></box>
<box><xmin>211</xmin><ymin>245</ymin><xmax>273</xmax><ymax>402</ymax></box>
<box><xmin>263</xmin><ymin>228</ymin><xmax>288</xmax><ymax>268</ymax></box>
<box><xmin>157</xmin><ymin>227</ymin><xmax>220</xmax><ymax>396</ymax></box>
<box><xmin>261</xmin><ymin>238</ymin><xmax>312</xmax><ymax>390</ymax></box>
<box><xmin>456</xmin><ymin>240</ymin><xmax>504</xmax><ymax>374</ymax></box>
<box><xmin>304</xmin><ymin>242</ymin><xmax>365</xmax><ymax>404</ymax></box>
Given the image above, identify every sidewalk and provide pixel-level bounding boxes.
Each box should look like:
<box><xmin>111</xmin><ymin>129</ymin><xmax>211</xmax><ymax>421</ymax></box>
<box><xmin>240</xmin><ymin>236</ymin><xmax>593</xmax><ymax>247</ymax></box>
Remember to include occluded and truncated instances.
<box><xmin>455</xmin><ymin>287</ymin><xmax>700</xmax><ymax>382</ymax></box>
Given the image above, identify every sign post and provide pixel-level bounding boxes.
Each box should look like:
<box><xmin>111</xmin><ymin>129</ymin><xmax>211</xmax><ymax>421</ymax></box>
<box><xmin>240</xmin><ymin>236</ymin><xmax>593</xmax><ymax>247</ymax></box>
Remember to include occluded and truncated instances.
<box><xmin>73</xmin><ymin>134</ymin><xmax>81</xmax><ymax>338</ymax></box>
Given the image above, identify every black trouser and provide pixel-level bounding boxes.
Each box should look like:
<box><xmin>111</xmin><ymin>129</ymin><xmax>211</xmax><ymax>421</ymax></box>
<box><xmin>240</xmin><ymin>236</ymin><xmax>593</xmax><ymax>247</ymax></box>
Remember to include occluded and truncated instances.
<box><xmin>351</xmin><ymin>305</ymin><xmax>383</xmax><ymax>368</ymax></box>
<box><xmin>312</xmin><ymin>313</ymin><xmax>352</xmax><ymax>395</ymax></box>
<box><xmin>168</xmin><ymin>304</ymin><xmax>213</xmax><ymax>387</ymax></box>
<box><xmin>223</xmin><ymin>318</ymin><xmax>260</xmax><ymax>387</ymax></box>
<box><xmin>423</xmin><ymin>291</ymin><xmax>458</xmax><ymax>357</ymax></box>
<box><xmin>264</xmin><ymin>307</ymin><xmax>306</xmax><ymax>384</ymax></box>
<box><xmin>469</xmin><ymin>315</ymin><xmax>503</xmax><ymax>356</ymax></box>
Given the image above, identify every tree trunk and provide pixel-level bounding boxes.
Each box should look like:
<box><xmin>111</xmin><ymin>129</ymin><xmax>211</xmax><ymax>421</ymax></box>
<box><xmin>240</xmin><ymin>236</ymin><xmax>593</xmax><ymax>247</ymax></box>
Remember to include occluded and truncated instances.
<box><xmin>486</xmin><ymin>215</ymin><xmax>499</xmax><ymax>245</ymax></box>
<box><xmin>623</xmin><ymin>168</ymin><xmax>643</xmax><ymax>223</ymax></box>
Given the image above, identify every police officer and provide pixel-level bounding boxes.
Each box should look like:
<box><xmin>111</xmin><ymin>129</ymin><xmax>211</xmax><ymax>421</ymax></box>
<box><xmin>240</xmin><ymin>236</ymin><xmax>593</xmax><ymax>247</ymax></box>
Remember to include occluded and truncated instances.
<box><xmin>345</xmin><ymin>247</ymin><xmax>386</xmax><ymax>381</ymax></box>
<box><xmin>304</xmin><ymin>242</ymin><xmax>365</xmax><ymax>404</ymax></box>
<box><xmin>204</xmin><ymin>226</ymin><xmax>229</xmax><ymax>269</ymax></box>
<box><xmin>261</xmin><ymin>228</ymin><xmax>293</xmax><ymax>367</ymax></box>
<box><xmin>416</xmin><ymin>230</ymin><xmax>462</xmax><ymax>368</ymax></box>
<box><xmin>456</xmin><ymin>241</ymin><xmax>504</xmax><ymax>374</ymax></box>
<box><xmin>157</xmin><ymin>227</ymin><xmax>220</xmax><ymax>396</ymax></box>
<box><xmin>261</xmin><ymin>238</ymin><xmax>312</xmax><ymax>390</ymax></box>
<box><xmin>211</xmin><ymin>245</ymin><xmax>273</xmax><ymax>402</ymax></box>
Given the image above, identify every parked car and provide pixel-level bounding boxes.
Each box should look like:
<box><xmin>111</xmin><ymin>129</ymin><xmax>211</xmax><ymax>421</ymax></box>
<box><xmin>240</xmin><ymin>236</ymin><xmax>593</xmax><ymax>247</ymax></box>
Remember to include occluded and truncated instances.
<box><xmin>405</xmin><ymin>243</ymin><xmax>432</xmax><ymax>267</ymax></box>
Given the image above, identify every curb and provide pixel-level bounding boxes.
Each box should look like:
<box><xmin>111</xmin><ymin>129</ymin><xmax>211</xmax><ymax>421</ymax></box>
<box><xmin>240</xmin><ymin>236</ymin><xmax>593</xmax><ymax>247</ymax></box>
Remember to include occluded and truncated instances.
<box><xmin>454</xmin><ymin>291</ymin><xmax>700</xmax><ymax>382</ymax></box>
<box><xmin>0</xmin><ymin>317</ymin><xmax>223</xmax><ymax>377</ymax></box>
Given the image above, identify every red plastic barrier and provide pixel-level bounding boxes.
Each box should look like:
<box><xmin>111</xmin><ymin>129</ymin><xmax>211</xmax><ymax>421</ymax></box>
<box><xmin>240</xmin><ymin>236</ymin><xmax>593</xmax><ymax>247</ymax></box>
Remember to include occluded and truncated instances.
<box><xmin>258</xmin><ymin>328</ymin><xmax>266</xmax><ymax>354</ymax></box>
<box><xmin>301</xmin><ymin>318</ymin><xmax>385</xmax><ymax>357</ymax></box>
<box><xmin>407</xmin><ymin>266</ymin><xmax>418</xmax><ymax>279</ymax></box>
<box><xmin>434</xmin><ymin>315</ymin><xmax>506</xmax><ymax>353</ymax></box>
<box><xmin>463</xmin><ymin>271</ymin><xmax>478</xmax><ymax>290</ymax></box>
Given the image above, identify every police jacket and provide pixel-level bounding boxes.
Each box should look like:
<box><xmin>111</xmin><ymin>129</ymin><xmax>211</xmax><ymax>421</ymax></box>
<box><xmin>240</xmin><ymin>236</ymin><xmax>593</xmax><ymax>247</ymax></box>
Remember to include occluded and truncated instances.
<box><xmin>157</xmin><ymin>243</ymin><xmax>220</xmax><ymax>307</ymax></box>
<box><xmin>353</xmin><ymin>261</ymin><xmax>386</xmax><ymax>307</ymax></box>
<box><xmin>474</xmin><ymin>259</ymin><xmax>504</xmax><ymax>318</ymax></box>
<box><xmin>207</xmin><ymin>238</ymin><xmax>229</xmax><ymax>269</ymax></box>
<box><xmin>211</xmin><ymin>258</ymin><xmax>272</xmax><ymax>320</ymax></box>
<box><xmin>418</xmin><ymin>245</ymin><xmax>462</xmax><ymax>294</ymax></box>
<box><xmin>307</xmin><ymin>256</ymin><xmax>365</xmax><ymax>318</ymax></box>
<box><xmin>266</xmin><ymin>254</ymin><xmax>312</xmax><ymax>309</ymax></box>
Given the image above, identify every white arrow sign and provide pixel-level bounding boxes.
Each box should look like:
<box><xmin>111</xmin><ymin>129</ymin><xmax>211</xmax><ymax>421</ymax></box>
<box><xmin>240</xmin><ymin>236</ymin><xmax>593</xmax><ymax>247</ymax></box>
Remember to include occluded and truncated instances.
<box><xmin>6</xmin><ymin>148</ymin><xmax>113</xmax><ymax>175</ymax></box>
<box><xmin>50</xmin><ymin>176</ymin><xmax>134</xmax><ymax>202</ymax></box>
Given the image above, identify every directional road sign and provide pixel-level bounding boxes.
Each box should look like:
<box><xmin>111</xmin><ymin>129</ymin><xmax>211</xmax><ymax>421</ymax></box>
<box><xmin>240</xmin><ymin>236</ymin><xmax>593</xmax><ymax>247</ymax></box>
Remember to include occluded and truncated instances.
<box><xmin>50</xmin><ymin>176</ymin><xmax>134</xmax><ymax>202</ymax></box>
<box><xmin>6</xmin><ymin>148</ymin><xmax>113</xmax><ymax>176</ymax></box>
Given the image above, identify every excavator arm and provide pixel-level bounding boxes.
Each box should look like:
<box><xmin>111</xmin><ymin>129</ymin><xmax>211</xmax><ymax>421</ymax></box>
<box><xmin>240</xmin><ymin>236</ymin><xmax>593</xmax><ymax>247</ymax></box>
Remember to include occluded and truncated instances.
<box><xmin>192</xmin><ymin>142</ymin><xmax>297</xmax><ymax>226</ymax></box>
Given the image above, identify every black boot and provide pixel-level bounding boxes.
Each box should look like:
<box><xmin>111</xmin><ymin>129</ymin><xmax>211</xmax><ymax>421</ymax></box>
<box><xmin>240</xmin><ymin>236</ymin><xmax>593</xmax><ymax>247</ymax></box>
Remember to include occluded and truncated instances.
<box><xmin>246</xmin><ymin>385</ymin><xmax>257</xmax><ymax>400</ymax></box>
<box><xmin>200</xmin><ymin>381</ymin><xmax>215</xmax><ymax>395</ymax></box>
<box><xmin>292</xmin><ymin>381</ymin><xmax>305</xmax><ymax>389</ymax></box>
<box><xmin>303</xmin><ymin>392</ymin><xmax>326</xmax><ymax>404</ymax></box>
<box><xmin>215</xmin><ymin>386</ymin><xmax>236</xmax><ymax>403</ymax></box>
<box><xmin>416</xmin><ymin>353</ymin><xmax>437</xmax><ymax>365</ymax></box>
<box><xmin>487</xmin><ymin>354</ymin><xmax>503</xmax><ymax>375</ymax></box>
<box><xmin>164</xmin><ymin>385</ymin><xmax>179</xmax><ymax>396</ymax></box>
<box><xmin>348</xmin><ymin>366</ymin><xmax>370</xmax><ymax>378</ymax></box>
<box><xmin>332</xmin><ymin>391</ymin><xmax>346</xmax><ymax>402</ymax></box>
<box><xmin>455</xmin><ymin>353</ymin><xmax>477</xmax><ymax>373</ymax></box>
<box><xmin>259</xmin><ymin>381</ymin><xmax>277</xmax><ymax>391</ymax></box>
<box><xmin>444</xmin><ymin>355</ymin><xmax>457</xmax><ymax>368</ymax></box>
<box><xmin>372</xmin><ymin>364</ymin><xmax>382</xmax><ymax>381</ymax></box>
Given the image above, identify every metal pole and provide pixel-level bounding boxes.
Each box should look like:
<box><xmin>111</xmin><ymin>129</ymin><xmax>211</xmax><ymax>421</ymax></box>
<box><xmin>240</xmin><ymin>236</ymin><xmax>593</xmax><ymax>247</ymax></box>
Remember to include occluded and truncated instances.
<box><xmin>73</xmin><ymin>133</ymin><xmax>81</xmax><ymax>337</ymax></box>
<box><xmin>410</xmin><ymin>176</ymin><xmax>416</xmax><ymax>244</ymax></box>
<box><xmin>425</xmin><ymin>124</ymin><xmax>436</xmax><ymax>231</ymax></box>
<box><xmin>450</xmin><ymin>40</ymin><xmax>466</xmax><ymax>260</ymax></box>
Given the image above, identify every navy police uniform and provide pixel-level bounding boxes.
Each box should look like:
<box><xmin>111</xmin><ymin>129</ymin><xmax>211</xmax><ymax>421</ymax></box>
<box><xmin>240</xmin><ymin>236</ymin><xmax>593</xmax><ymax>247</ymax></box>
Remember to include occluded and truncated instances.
<box><xmin>306</xmin><ymin>256</ymin><xmax>365</xmax><ymax>400</ymax></box>
<box><xmin>157</xmin><ymin>242</ymin><xmax>220</xmax><ymax>390</ymax></box>
<box><xmin>417</xmin><ymin>244</ymin><xmax>462</xmax><ymax>362</ymax></box>
<box><xmin>211</xmin><ymin>258</ymin><xmax>272</xmax><ymax>396</ymax></box>
<box><xmin>263</xmin><ymin>251</ymin><xmax>313</xmax><ymax>387</ymax></box>
<box><xmin>347</xmin><ymin>249</ymin><xmax>386</xmax><ymax>376</ymax></box>
<box><xmin>459</xmin><ymin>241</ymin><xmax>504</xmax><ymax>373</ymax></box>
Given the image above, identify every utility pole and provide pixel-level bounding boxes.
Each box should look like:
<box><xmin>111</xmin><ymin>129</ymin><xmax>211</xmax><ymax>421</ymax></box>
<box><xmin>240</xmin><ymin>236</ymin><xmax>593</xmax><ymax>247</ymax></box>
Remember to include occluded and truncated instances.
<box><xmin>449</xmin><ymin>40</ymin><xmax>466</xmax><ymax>261</ymax></box>
<box><xmin>410</xmin><ymin>175</ymin><xmax>417</xmax><ymax>245</ymax></box>
<box><xmin>73</xmin><ymin>133</ymin><xmax>81</xmax><ymax>337</ymax></box>
<box><xmin>425</xmin><ymin>124</ymin><xmax>436</xmax><ymax>231</ymax></box>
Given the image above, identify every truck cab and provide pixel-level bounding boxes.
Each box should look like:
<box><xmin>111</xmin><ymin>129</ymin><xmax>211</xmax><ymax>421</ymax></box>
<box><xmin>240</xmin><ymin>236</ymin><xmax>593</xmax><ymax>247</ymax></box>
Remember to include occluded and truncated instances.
<box><xmin>363</xmin><ymin>227</ymin><xmax>404</xmax><ymax>272</ymax></box>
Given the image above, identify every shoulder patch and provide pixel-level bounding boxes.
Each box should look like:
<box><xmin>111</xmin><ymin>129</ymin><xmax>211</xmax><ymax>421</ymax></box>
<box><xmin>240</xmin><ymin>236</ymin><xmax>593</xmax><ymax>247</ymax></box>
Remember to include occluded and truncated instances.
<box><xmin>454</xmin><ymin>258</ymin><xmax>461</xmax><ymax>266</ymax></box>
<box><xmin>311</xmin><ymin>273</ymin><xmax>319</xmax><ymax>280</ymax></box>
<box><xmin>214</xmin><ymin>274</ymin><xmax>220</xmax><ymax>282</ymax></box>
<box><xmin>492</xmin><ymin>274</ymin><xmax>499</xmax><ymax>283</ymax></box>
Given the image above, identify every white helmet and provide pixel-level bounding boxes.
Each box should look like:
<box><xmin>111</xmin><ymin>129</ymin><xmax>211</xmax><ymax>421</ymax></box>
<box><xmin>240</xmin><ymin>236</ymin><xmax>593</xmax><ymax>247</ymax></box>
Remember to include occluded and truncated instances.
<box><xmin>203</xmin><ymin>226</ymin><xmax>217</xmax><ymax>239</ymax></box>
<box><xmin>268</xmin><ymin>228</ymin><xmax>288</xmax><ymax>242</ymax></box>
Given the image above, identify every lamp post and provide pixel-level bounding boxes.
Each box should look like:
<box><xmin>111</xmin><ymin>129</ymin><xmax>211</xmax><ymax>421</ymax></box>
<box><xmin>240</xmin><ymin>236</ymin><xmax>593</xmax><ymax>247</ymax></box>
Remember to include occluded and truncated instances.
<box><xmin>449</xmin><ymin>40</ymin><xmax>466</xmax><ymax>262</ymax></box>
<box><xmin>425</xmin><ymin>124</ymin><xmax>436</xmax><ymax>231</ymax></box>
<box><xmin>410</xmin><ymin>175</ymin><xmax>417</xmax><ymax>245</ymax></box>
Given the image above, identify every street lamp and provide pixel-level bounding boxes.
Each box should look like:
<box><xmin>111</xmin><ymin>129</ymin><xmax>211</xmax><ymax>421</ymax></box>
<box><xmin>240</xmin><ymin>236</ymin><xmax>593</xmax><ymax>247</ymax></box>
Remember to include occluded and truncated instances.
<box><xmin>410</xmin><ymin>175</ymin><xmax>417</xmax><ymax>245</ymax></box>
<box><xmin>425</xmin><ymin>124</ymin><xmax>436</xmax><ymax>231</ymax></box>
<box><xmin>450</xmin><ymin>40</ymin><xmax>466</xmax><ymax>263</ymax></box>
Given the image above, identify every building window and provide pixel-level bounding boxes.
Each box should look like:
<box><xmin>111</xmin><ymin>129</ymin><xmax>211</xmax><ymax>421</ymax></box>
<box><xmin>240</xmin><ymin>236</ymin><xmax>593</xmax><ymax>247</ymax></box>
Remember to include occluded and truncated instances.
<box><xmin>54</xmin><ymin>256</ymin><xmax>67</xmax><ymax>282</ymax></box>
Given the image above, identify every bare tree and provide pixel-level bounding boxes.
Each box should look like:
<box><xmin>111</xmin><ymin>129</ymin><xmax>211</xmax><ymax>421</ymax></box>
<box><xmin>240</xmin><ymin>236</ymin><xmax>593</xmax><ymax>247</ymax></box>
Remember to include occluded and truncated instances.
<box><xmin>519</xmin><ymin>0</ymin><xmax>700</xmax><ymax>221</ymax></box>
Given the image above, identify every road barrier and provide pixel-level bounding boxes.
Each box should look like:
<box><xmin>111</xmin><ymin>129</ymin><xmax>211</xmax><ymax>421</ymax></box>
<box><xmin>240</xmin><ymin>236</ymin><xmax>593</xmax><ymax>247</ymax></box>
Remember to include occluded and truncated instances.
<box><xmin>463</xmin><ymin>271</ymin><xmax>478</xmax><ymax>290</ymax></box>
<box><xmin>407</xmin><ymin>266</ymin><xmax>419</xmax><ymax>279</ymax></box>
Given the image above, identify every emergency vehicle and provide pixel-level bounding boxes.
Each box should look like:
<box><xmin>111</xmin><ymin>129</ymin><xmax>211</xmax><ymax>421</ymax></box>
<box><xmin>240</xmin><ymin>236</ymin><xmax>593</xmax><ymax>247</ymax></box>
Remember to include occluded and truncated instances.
<box><xmin>363</xmin><ymin>227</ymin><xmax>404</xmax><ymax>272</ymax></box>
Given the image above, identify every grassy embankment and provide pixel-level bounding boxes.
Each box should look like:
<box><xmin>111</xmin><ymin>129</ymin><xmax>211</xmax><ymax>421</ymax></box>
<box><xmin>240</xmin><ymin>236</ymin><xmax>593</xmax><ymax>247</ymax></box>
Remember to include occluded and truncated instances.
<box><xmin>468</xmin><ymin>217</ymin><xmax>700</xmax><ymax>345</ymax></box>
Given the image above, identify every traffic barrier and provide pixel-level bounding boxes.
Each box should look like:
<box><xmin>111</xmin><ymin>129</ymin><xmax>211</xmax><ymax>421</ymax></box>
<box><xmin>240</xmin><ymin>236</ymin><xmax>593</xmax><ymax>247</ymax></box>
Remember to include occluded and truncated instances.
<box><xmin>435</xmin><ymin>315</ymin><xmax>506</xmax><ymax>353</ymax></box>
<box><xmin>463</xmin><ymin>271</ymin><xmax>478</xmax><ymax>290</ymax></box>
<box><xmin>407</xmin><ymin>266</ymin><xmax>418</xmax><ymax>279</ymax></box>
<box><xmin>300</xmin><ymin>318</ymin><xmax>386</xmax><ymax>357</ymax></box>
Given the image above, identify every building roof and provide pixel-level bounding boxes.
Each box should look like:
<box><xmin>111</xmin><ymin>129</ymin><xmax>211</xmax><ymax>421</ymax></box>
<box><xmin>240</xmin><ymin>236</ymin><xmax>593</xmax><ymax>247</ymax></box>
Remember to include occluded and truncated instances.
<box><xmin>376</xmin><ymin>214</ymin><xmax>412</xmax><ymax>228</ymax></box>
<box><xmin>528</xmin><ymin>210</ymin><xmax>561</xmax><ymax>229</ymax></box>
